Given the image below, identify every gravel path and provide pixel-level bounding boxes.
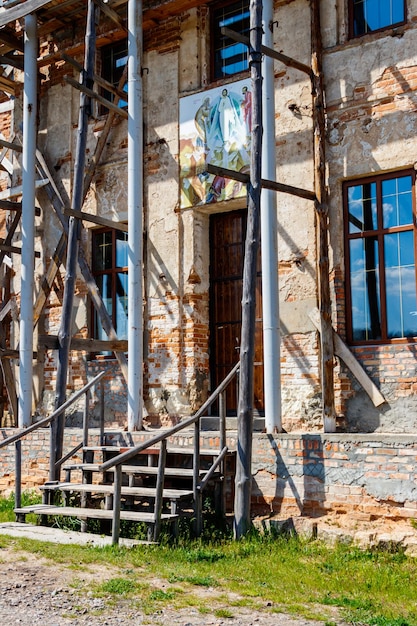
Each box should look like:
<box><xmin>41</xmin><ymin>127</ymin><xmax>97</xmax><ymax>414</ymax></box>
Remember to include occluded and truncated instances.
<box><xmin>0</xmin><ymin>540</ymin><xmax>340</xmax><ymax>626</ymax></box>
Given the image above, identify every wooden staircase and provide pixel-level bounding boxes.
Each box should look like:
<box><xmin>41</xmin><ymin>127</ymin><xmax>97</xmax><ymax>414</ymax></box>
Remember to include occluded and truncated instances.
<box><xmin>14</xmin><ymin>443</ymin><xmax>235</xmax><ymax>542</ymax></box>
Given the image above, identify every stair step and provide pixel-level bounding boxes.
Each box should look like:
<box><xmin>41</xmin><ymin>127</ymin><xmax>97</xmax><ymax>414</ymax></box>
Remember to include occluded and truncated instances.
<box><xmin>83</xmin><ymin>445</ymin><xmax>229</xmax><ymax>456</ymax></box>
<box><xmin>41</xmin><ymin>482</ymin><xmax>193</xmax><ymax>500</ymax></box>
<box><xmin>62</xmin><ymin>463</ymin><xmax>217</xmax><ymax>479</ymax></box>
<box><xmin>15</xmin><ymin>504</ymin><xmax>179</xmax><ymax>523</ymax></box>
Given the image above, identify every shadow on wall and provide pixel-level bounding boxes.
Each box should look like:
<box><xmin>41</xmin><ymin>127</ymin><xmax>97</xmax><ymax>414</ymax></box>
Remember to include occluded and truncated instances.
<box><xmin>251</xmin><ymin>434</ymin><xmax>326</xmax><ymax>519</ymax></box>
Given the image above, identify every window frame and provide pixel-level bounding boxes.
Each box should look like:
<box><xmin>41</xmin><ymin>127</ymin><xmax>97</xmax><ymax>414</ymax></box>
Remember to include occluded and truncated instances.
<box><xmin>348</xmin><ymin>0</ymin><xmax>407</xmax><ymax>39</ymax></box>
<box><xmin>343</xmin><ymin>169</ymin><xmax>417</xmax><ymax>345</ymax></box>
<box><xmin>210</xmin><ymin>0</ymin><xmax>250</xmax><ymax>82</ymax></box>
<box><xmin>91</xmin><ymin>227</ymin><xmax>128</xmax><ymax>345</ymax></box>
<box><xmin>99</xmin><ymin>39</ymin><xmax>128</xmax><ymax>114</ymax></box>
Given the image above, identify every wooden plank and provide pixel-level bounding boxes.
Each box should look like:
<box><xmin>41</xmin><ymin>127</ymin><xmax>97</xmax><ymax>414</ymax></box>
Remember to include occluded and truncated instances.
<box><xmin>0</xmin><ymin>199</ymin><xmax>22</xmax><ymax>210</ymax></box>
<box><xmin>0</xmin><ymin>210</ymin><xmax>20</xmax><ymax>267</ymax></box>
<box><xmin>33</xmin><ymin>233</ymin><xmax>66</xmax><ymax>328</ymax></box>
<box><xmin>64</xmin><ymin>75</ymin><xmax>128</xmax><ymax>119</ymax></box>
<box><xmin>62</xmin><ymin>463</ymin><xmax>204</xmax><ymax>478</ymax></box>
<box><xmin>0</xmin><ymin>244</ymin><xmax>40</xmax><ymax>258</ymax></box>
<box><xmin>64</xmin><ymin>208</ymin><xmax>128</xmax><ymax>232</ymax></box>
<box><xmin>309</xmin><ymin>308</ymin><xmax>385</xmax><ymax>408</ymax></box>
<box><xmin>0</xmin><ymin>178</ymin><xmax>48</xmax><ymax>200</ymax></box>
<box><xmin>0</xmin><ymin>0</ymin><xmax>54</xmax><ymax>28</ymax></box>
<box><xmin>0</xmin><ymin>321</ymin><xmax>17</xmax><ymax>421</ymax></box>
<box><xmin>40</xmin><ymin>334</ymin><xmax>128</xmax><ymax>352</ymax></box>
<box><xmin>234</xmin><ymin>0</ymin><xmax>262</xmax><ymax>540</ymax></box>
<box><xmin>205</xmin><ymin>163</ymin><xmax>316</xmax><ymax>202</ymax></box>
<box><xmin>0</xmin><ymin>138</ymin><xmax>22</xmax><ymax>153</ymax></box>
<box><xmin>14</xmin><ymin>504</ymin><xmax>179</xmax><ymax>522</ymax></box>
<box><xmin>83</xmin><ymin>62</ymin><xmax>128</xmax><ymax>198</ymax></box>
<box><xmin>41</xmin><ymin>482</ymin><xmax>193</xmax><ymax>499</ymax></box>
<box><xmin>311</xmin><ymin>0</ymin><xmax>335</xmax><ymax>432</ymax></box>
<box><xmin>61</xmin><ymin>53</ymin><xmax>128</xmax><ymax>103</ymax></box>
<box><xmin>93</xmin><ymin>0</ymin><xmax>127</xmax><ymax>32</ymax></box>
<box><xmin>221</xmin><ymin>26</ymin><xmax>312</xmax><ymax>76</ymax></box>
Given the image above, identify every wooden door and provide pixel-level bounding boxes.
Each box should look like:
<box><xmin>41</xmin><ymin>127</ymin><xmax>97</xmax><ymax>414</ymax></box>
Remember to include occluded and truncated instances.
<box><xmin>209</xmin><ymin>210</ymin><xmax>264</xmax><ymax>415</ymax></box>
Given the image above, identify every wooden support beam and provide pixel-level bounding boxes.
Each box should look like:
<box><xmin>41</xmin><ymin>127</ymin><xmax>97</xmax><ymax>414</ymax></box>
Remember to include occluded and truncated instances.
<box><xmin>64</xmin><ymin>75</ymin><xmax>128</xmax><ymax>119</ymax></box>
<box><xmin>0</xmin><ymin>138</ymin><xmax>22</xmax><ymax>153</ymax></box>
<box><xmin>206</xmin><ymin>163</ymin><xmax>316</xmax><ymax>202</ymax></box>
<box><xmin>64</xmin><ymin>208</ymin><xmax>128</xmax><ymax>232</ymax></box>
<box><xmin>61</xmin><ymin>53</ymin><xmax>128</xmax><ymax>103</ymax></box>
<box><xmin>0</xmin><ymin>74</ymin><xmax>15</xmax><ymax>95</ymax></box>
<box><xmin>0</xmin><ymin>210</ymin><xmax>20</xmax><ymax>267</ymax></box>
<box><xmin>83</xmin><ymin>62</ymin><xmax>128</xmax><ymax>198</ymax></box>
<box><xmin>0</xmin><ymin>348</ymin><xmax>37</xmax><ymax>359</ymax></box>
<box><xmin>93</xmin><ymin>0</ymin><xmax>127</xmax><ymax>32</ymax></box>
<box><xmin>40</xmin><ymin>335</ymin><xmax>128</xmax><ymax>352</ymax></box>
<box><xmin>0</xmin><ymin>178</ymin><xmax>48</xmax><ymax>200</ymax></box>
<box><xmin>0</xmin><ymin>244</ymin><xmax>41</xmax><ymax>258</ymax></box>
<box><xmin>0</xmin><ymin>30</ymin><xmax>24</xmax><ymax>53</ymax></box>
<box><xmin>0</xmin><ymin>199</ymin><xmax>22</xmax><ymax>211</ymax></box>
<box><xmin>309</xmin><ymin>308</ymin><xmax>385</xmax><ymax>408</ymax></box>
<box><xmin>311</xmin><ymin>0</ymin><xmax>335</xmax><ymax>432</ymax></box>
<box><xmin>0</xmin><ymin>0</ymin><xmax>53</xmax><ymax>28</ymax></box>
<box><xmin>0</xmin><ymin>322</ymin><xmax>17</xmax><ymax>422</ymax></box>
<box><xmin>33</xmin><ymin>233</ymin><xmax>66</xmax><ymax>328</ymax></box>
<box><xmin>221</xmin><ymin>26</ymin><xmax>312</xmax><ymax>76</ymax></box>
<box><xmin>0</xmin><ymin>54</ymin><xmax>24</xmax><ymax>70</ymax></box>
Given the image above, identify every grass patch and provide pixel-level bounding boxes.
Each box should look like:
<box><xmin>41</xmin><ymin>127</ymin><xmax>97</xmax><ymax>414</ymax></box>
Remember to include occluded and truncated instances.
<box><xmin>1</xmin><ymin>511</ymin><xmax>417</xmax><ymax>625</ymax></box>
<box><xmin>0</xmin><ymin>491</ymin><xmax>41</xmax><ymax>523</ymax></box>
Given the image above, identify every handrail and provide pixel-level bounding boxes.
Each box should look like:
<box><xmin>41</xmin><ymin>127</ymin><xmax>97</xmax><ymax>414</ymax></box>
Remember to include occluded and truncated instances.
<box><xmin>0</xmin><ymin>370</ymin><xmax>106</xmax><ymax>450</ymax></box>
<box><xmin>103</xmin><ymin>361</ymin><xmax>240</xmax><ymax>544</ymax></box>
<box><xmin>100</xmin><ymin>361</ymin><xmax>240</xmax><ymax>472</ymax></box>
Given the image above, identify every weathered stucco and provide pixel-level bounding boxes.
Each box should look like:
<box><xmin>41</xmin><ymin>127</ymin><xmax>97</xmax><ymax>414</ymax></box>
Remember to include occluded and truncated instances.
<box><xmin>1</xmin><ymin>0</ymin><xmax>417</xmax><ymax>432</ymax></box>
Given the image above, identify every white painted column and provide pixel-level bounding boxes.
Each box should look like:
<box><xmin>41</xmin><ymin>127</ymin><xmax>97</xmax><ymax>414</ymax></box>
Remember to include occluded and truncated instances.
<box><xmin>261</xmin><ymin>0</ymin><xmax>281</xmax><ymax>433</ymax></box>
<box><xmin>127</xmin><ymin>0</ymin><xmax>144</xmax><ymax>430</ymax></box>
<box><xmin>18</xmin><ymin>13</ymin><xmax>38</xmax><ymax>428</ymax></box>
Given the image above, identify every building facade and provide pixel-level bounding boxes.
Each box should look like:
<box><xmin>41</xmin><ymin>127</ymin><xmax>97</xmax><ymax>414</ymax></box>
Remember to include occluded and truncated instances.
<box><xmin>0</xmin><ymin>0</ymin><xmax>416</xmax><ymax>435</ymax></box>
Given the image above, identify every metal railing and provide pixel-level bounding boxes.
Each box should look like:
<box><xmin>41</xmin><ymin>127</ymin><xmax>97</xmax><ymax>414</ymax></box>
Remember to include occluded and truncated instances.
<box><xmin>100</xmin><ymin>362</ymin><xmax>240</xmax><ymax>544</ymax></box>
<box><xmin>0</xmin><ymin>370</ymin><xmax>106</xmax><ymax>513</ymax></box>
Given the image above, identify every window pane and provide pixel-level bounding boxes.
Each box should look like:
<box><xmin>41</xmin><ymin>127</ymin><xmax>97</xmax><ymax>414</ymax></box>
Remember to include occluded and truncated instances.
<box><xmin>115</xmin><ymin>231</ymin><xmax>128</xmax><ymax>268</ymax></box>
<box><xmin>382</xmin><ymin>175</ymin><xmax>413</xmax><ymax>228</ymax></box>
<box><xmin>93</xmin><ymin>231</ymin><xmax>112</xmax><ymax>270</ymax></box>
<box><xmin>385</xmin><ymin>232</ymin><xmax>417</xmax><ymax>338</ymax></box>
<box><xmin>94</xmin><ymin>274</ymin><xmax>113</xmax><ymax>340</ymax></box>
<box><xmin>115</xmin><ymin>272</ymin><xmax>128</xmax><ymax>339</ymax></box>
<box><xmin>353</xmin><ymin>0</ymin><xmax>404</xmax><ymax>36</ymax></box>
<box><xmin>213</xmin><ymin>1</ymin><xmax>249</xmax><ymax>80</ymax></box>
<box><xmin>347</xmin><ymin>182</ymin><xmax>377</xmax><ymax>233</ymax></box>
<box><xmin>349</xmin><ymin>238</ymin><xmax>381</xmax><ymax>341</ymax></box>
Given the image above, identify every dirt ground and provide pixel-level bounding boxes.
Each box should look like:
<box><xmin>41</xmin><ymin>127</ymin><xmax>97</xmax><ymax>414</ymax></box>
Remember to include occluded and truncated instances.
<box><xmin>0</xmin><ymin>542</ymin><xmax>340</xmax><ymax>626</ymax></box>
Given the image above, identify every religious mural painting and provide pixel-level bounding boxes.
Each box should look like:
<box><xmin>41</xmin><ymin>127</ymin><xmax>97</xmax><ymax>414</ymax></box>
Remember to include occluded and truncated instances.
<box><xmin>179</xmin><ymin>78</ymin><xmax>252</xmax><ymax>208</ymax></box>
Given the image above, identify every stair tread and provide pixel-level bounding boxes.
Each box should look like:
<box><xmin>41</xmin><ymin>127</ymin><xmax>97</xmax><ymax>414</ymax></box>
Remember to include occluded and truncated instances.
<box><xmin>83</xmin><ymin>445</ymin><xmax>231</xmax><ymax>456</ymax></box>
<box><xmin>63</xmin><ymin>463</ymin><xmax>212</xmax><ymax>477</ymax></box>
<box><xmin>41</xmin><ymin>482</ymin><xmax>194</xmax><ymax>499</ymax></box>
<box><xmin>15</xmin><ymin>504</ymin><xmax>179</xmax><ymax>522</ymax></box>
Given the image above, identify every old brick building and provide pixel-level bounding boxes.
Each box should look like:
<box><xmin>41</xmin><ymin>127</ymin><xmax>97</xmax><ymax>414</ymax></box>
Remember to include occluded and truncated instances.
<box><xmin>0</xmin><ymin>0</ymin><xmax>417</xmax><ymax>525</ymax></box>
<box><xmin>0</xmin><ymin>0</ymin><xmax>416</xmax><ymax>433</ymax></box>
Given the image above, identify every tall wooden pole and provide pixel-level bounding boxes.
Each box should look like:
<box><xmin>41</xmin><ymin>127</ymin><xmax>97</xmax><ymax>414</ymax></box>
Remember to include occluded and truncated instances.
<box><xmin>311</xmin><ymin>0</ymin><xmax>335</xmax><ymax>432</ymax></box>
<box><xmin>234</xmin><ymin>0</ymin><xmax>263</xmax><ymax>539</ymax></box>
<box><xmin>51</xmin><ymin>0</ymin><xmax>96</xmax><ymax>478</ymax></box>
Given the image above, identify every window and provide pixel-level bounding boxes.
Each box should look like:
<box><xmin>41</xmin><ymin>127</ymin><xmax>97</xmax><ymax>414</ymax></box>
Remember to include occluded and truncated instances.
<box><xmin>344</xmin><ymin>171</ymin><xmax>417</xmax><ymax>343</ymax></box>
<box><xmin>101</xmin><ymin>40</ymin><xmax>128</xmax><ymax>109</ymax></box>
<box><xmin>211</xmin><ymin>0</ymin><xmax>250</xmax><ymax>81</ymax></box>
<box><xmin>92</xmin><ymin>228</ymin><xmax>128</xmax><ymax>342</ymax></box>
<box><xmin>350</xmin><ymin>0</ymin><xmax>406</xmax><ymax>37</ymax></box>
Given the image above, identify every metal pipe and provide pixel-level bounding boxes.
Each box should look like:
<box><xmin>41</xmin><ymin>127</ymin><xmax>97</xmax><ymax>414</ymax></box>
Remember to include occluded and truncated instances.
<box><xmin>18</xmin><ymin>13</ymin><xmax>37</xmax><ymax>428</ymax></box>
<box><xmin>127</xmin><ymin>0</ymin><xmax>144</xmax><ymax>431</ymax></box>
<box><xmin>261</xmin><ymin>0</ymin><xmax>281</xmax><ymax>433</ymax></box>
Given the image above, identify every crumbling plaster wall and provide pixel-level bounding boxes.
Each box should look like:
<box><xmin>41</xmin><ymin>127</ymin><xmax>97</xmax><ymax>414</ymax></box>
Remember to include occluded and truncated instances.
<box><xmin>322</xmin><ymin>0</ymin><xmax>417</xmax><ymax>430</ymax></box>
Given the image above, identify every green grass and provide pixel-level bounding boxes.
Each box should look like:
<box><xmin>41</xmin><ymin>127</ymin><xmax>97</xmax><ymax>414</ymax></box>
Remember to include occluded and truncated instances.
<box><xmin>0</xmin><ymin>503</ymin><xmax>416</xmax><ymax>625</ymax></box>
<box><xmin>0</xmin><ymin>491</ymin><xmax>42</xmax><ymax>523</ymax></box>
